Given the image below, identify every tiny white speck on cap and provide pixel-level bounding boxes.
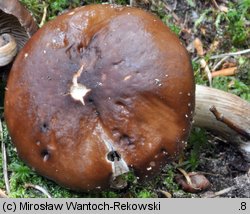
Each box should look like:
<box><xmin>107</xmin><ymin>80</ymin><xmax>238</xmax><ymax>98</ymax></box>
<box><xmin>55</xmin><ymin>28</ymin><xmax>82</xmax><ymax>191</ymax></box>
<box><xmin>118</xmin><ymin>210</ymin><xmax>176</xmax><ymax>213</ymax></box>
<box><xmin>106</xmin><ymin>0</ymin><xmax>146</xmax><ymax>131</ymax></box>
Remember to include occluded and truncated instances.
<box><xmin>24</xmin><ymin>53</ymin><xmax>28</xmax><ymax>58</ymax></box>
<box><xmin>124</xmin><ymin>75</ymin><xmax>132</xmax><ymax>81</ymax></box>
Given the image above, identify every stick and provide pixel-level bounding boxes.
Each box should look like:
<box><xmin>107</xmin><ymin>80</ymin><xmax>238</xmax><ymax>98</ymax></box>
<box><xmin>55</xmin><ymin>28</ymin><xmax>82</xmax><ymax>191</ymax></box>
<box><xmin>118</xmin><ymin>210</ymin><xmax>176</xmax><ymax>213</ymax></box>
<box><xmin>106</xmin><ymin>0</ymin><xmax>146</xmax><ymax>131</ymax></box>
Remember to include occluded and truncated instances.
<box><xmin>211</xmin><ymin>0</ymin><xmax>220</xmax><ymax>10</ymax></box>
<box><xmin>209</xmin><ymin>105</ymin><xmax>250</xmax><ymax>140</ymax></box>
<box><xmin>158</xmin><ymin>190</ymin><xmax>172</xmax><ymax>198</ymax></box>
<box><xmin>200</xmin><ymin>59</ymin><xmax>212</xmax><ymax>86</ymax></box>
<box><xmin>24</xmin><ymin>183</ymin><xmax>52</xmax><ymax>198</ymax></box>
<box><xmin>212</xmin><ymin>56</ymin><xmax>229</xmax><ymax>71</ymax></box>
<box><xmin>203</xmin><ymin>186</ymin><xmax>236</xmax><ymax>198</ymax></box>
<box><xmin>0</xmin><ymin>119</ymin><xmax>10</xmax><ymax>195</ymax></box>
<box><xmin>210</xmin><ymin>49</ymin><xmax>250</xmax><ymax>59</ymax></box>
<box><xmin>211</xmin><ymin>67</ymin><xmax>237</xmax><ymax>77</ymax></box>
<box><xmin>177</xmin><ymin>168</ymin><xmax>192</xmax><ymax>186</ymax></box>
<box><xmin>39</xmin><ymin>2</ymin><xmax>48</xmax><ymax>27</ymax></box>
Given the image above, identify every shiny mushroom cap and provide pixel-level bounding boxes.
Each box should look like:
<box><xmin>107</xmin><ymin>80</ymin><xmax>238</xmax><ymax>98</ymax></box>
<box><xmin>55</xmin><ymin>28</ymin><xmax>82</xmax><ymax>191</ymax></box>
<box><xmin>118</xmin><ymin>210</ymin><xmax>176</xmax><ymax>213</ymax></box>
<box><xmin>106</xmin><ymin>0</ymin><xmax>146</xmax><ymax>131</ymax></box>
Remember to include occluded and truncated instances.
<box><xmin>0</xmin><ymin>0</ymin><xmax>38</xmax><ymax>67</ymax></box>
<box><xmin>5</xmin><ymin>4</ymin><xmax>195</xmax><ymax>191</ymax></box>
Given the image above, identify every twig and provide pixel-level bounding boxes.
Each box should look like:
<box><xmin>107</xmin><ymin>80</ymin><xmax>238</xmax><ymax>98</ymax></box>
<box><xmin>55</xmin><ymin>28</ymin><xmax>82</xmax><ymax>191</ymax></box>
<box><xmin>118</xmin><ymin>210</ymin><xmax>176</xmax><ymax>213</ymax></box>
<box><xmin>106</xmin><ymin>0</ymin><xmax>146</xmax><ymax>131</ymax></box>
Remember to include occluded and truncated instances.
<box><xmin>212</xmin><ymin>67</ymin><xmax>237</xmax><ymax>77</ymax></box>
<box><xmin>177</xmin><ymin>168</ymin><xmax>193</xmax><ymax>187</ymax></box>
<box><xmin>130</xmin><ymin>0</ymin><xmax>133</xmax><ymax>7</ymax></box>
<box><xmin>158</xmin><ymin>190</ymin><xmax>172</xmax><ymax>198</ymax></box>
<box><xmin>200</xmin><ymin>59</ymin><xmax>212</xmax><ymax>86</ymax></box>
<box><xmin>212</xmin><ymin>56</ymin><xmax>229</xmax><ymax>71</ymax></box>
<box><xmin>203</xmin><ymin>186</ymin><xmax>236</xmax><ymax>198</ymax></box>
<box><xmin>211</xmin><ymin>0</ymin><xmax>220</xmax><ymax>10</ymax></box>
<box><xmin>0</xmin><ymin>119</ymin><xmax>10</xmax><ymax>195</ymax></box>
<box><xmin>209</xmin><ymin>105</ymin><xmax>250</xmax><ymax>140</ymax></box>
<box><xmin>172</xmin><ymin>0</ymin><xmax>177</xmax><ymax>11</ymax></box>
<box><xmin>196</xmin><ymin>171</ymin><xmax>221</xmax><ymax>177</ymax></box>
<box><xmin>0</xmin><ymin>189</ymin><xmax>8</xmax><ymax>198</ymax></box>
<box><xmin>24</xmin><ymin>183</ymin><xmax>52</xmax><ymax>198</ymax></box>
<box><xmin>39</xmin><ymin>1</ymin><xmax>48</xmax><ymax>27</ymax></box>
<box><xmin>210</xmin><ymin>49</ymin><xmax>250</xmax><ymax>59</ymax></box>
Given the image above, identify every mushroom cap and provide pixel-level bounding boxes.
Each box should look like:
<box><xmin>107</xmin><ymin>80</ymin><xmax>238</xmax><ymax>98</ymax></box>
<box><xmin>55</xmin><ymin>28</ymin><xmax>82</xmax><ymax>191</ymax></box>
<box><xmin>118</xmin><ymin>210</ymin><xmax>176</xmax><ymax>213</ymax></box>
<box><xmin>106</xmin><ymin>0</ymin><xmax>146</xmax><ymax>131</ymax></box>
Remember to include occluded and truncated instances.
<box><xmin>0</xmin><ymin>0</ymin><xmax>38</xmax><ymax>67</ymax></box>
<box><xmin>5</xmin><ymin>4</ymin><xmax>195</xmax><ymax>191</ymax></box>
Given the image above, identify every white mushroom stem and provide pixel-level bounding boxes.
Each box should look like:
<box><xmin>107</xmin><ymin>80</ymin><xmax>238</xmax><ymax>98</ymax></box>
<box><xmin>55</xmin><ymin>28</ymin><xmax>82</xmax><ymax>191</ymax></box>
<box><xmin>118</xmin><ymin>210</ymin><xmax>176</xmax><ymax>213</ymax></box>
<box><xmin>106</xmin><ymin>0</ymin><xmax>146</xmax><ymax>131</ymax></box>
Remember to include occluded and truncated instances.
<box><xmin>70</xmin><ymin>64</ymin><xmax>91</xmax><ymax>105</ymax></box>
<box><xmin>194</xmin><ymin>85</ymin><xmax>250</xmax><ymax>161</ymax></box>
<box><xmin>0</xmin><ymin>33</ymin><xmax>17</xmax><ymax>66</ymax></box>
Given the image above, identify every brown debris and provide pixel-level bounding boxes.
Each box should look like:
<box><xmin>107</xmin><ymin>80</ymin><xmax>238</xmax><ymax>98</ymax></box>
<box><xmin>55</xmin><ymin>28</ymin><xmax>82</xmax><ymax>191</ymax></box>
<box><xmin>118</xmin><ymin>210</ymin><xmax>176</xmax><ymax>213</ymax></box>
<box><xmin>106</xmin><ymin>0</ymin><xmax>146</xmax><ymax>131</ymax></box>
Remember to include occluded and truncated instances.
<box><xmin>175</xmin><ymin>171</ymin><xmax>211</xmax><ymax>193</ymax></box>
<box><xmin>212</xmin><ymin>67</ymin><xmax>238</xmax><ymax>77</ymax></box>
<box><xmin>193</xmin><ymin>38</ymin><xmax>204</xmax><ymax>56</ymax></box>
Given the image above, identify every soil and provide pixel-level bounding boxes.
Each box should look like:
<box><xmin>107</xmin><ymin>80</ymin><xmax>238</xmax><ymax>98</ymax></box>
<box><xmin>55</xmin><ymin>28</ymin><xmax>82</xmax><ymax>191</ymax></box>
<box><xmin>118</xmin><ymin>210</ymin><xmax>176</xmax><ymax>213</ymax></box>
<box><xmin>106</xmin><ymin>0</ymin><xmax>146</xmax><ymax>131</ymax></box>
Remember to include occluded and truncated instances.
<box><xmin>197</xmin><ymin>137</ymin><xmax>250</xmax><ymax>198</ymax></box>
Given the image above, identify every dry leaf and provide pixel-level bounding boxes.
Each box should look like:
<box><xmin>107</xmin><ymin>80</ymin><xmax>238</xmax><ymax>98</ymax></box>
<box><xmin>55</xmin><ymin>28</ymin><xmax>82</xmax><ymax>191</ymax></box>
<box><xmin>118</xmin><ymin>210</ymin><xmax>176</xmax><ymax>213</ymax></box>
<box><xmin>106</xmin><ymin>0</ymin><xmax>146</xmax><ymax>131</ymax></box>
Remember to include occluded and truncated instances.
<box><xmin>209</xmin><ymin>40</ymin><xmax>220</xmax><ymax>52</ymax></box>
<box><xmin>200</xmin><ymin>27</ymin><xmax>206</xmax><ymax>35</ymax></box>
<box><xmin>219</xmin><ymin>5</ymin><xmax>229</xmax><ymax>13</ymax></box>
<box><xmin>212</xmin><ymin>67</ymin><xmax>237</xmax><ymax>77</ymax></box>
<box><xmin>193</xmin><ymin>38</ymin><xmax>204</xmax><ymax>56</ymax></box>
<box><xmin>175</xmin><ymin>172</ymin><xmax>211</xmax><ymax>193</ymax></box>
<box><xmin>200</xmin><ymin>59</ymin><xmax>212</xmax><ymax>86</ymax></box>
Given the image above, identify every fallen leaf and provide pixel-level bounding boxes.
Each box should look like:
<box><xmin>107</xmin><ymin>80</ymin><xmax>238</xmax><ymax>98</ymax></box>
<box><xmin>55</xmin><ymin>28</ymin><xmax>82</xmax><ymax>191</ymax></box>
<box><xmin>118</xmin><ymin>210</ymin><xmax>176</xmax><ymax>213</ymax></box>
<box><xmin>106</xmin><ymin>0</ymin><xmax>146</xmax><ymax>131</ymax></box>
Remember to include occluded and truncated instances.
<box><xmin>212</xmin><ymin>67</ymin><xmax>238</xmax><ymax>77</ymax></box>
<box><xmin>194</xmin><ymin>37</ymin><xmax>204</xmax><ymax>56</ymax></box>
<box><xmin>219</xmin><ymin>5</ymin><xmax>229</xmax><ymax>13</ymax></box>
<box><xmin>175</xmin><ymin>172</ymin><xmax>211</xmax><ymax>193</ymax></box>
<box><xmin>209</xmin><ymin>40</ymin><xmax>220</xmax><ymax>52</ymax></box>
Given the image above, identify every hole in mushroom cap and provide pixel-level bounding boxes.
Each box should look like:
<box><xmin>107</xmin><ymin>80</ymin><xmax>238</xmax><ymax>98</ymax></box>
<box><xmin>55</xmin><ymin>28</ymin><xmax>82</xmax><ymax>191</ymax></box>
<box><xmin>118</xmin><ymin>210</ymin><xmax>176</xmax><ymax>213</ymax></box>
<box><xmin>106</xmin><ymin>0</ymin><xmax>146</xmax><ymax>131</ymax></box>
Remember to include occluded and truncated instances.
<box><xmin>119</xmin><ymin>134</ymin><xmax>133</xmax><ymax>145</ymax></box>
<box><xmin>40</xmin><ymin>122</ymin><xmax>49</xmax><ymax>133</ymax></box>
<box><xmin>41</xmin><ymin>149</ymin><xmax>50</xmax><ymax>162</ymax></box>
<box><xmin>88</xmin><ymin>97</ymin><xmax>94</xmax><ymax>103</ymax></box>
<box><xmin>107</xmin><ymin>150</ymin><xmax>121</xmax><ymax>162</ymax></box>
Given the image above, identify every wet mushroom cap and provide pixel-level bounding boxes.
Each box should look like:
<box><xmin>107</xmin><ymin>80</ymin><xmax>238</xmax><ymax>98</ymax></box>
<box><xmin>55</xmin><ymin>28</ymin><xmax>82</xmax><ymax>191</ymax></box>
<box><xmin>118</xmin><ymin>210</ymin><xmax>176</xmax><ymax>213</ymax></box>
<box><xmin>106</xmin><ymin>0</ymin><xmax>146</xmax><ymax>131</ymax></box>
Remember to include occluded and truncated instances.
<box><xmin>5</xmin><ymin>4</ymin><xmax>195</xmax><ymax>191</ymax></box>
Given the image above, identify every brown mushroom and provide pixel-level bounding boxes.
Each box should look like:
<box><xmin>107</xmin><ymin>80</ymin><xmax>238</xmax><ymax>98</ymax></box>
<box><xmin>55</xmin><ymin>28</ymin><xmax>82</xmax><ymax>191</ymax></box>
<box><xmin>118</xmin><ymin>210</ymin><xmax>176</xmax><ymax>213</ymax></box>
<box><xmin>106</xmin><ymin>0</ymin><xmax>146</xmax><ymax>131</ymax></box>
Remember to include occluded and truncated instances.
<box><xmin>0</xmin><ymin>0</ymin><xmax>38</xmax><ymax>67</ymax></box>
<box><xmin>4</xmin><ymin>4</ymin><xmax>195</xmax><ymax>191</ymax></box>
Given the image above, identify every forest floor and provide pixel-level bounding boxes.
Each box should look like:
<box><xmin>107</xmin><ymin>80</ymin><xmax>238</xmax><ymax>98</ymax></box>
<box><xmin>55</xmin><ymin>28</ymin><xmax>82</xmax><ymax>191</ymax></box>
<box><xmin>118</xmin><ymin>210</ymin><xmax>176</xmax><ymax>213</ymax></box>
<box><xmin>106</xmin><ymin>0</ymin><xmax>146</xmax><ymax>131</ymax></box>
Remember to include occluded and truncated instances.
<box><xmin>0</xmin><ymin>0</ymin><xmax>250</xmax><ymax>198</ymax></box>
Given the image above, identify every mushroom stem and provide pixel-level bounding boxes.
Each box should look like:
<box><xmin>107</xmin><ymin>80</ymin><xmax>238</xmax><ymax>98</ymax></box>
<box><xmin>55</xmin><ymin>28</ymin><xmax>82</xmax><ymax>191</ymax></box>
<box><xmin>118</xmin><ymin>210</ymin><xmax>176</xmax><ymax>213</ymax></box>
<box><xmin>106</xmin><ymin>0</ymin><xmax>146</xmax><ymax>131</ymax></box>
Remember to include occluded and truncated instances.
<box><xmin>194</xmin><ymin>85</ymin><xmax>250</xmax><ymax>161</ymax></box>
<box><xmin>0</xmin><ymin>34</ymin><xmax>17</xmax><ymax>66</ymax></box>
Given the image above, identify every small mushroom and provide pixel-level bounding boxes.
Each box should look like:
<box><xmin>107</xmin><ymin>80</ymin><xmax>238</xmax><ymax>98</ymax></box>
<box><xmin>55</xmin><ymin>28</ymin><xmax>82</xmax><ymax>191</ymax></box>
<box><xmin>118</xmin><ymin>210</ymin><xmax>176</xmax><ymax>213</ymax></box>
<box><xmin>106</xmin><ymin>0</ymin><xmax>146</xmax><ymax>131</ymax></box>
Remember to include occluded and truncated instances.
<box><xmin>5</xmin><ymin>4</ymin><xmax>195</xmax><ymax>191</ymax></box>
<box><xmin>0</xmin><ymin>0</ymin><xmax>38</xmax><ymax>67</ymax></box>
<box><xmin>0</xmin><ymin>34</ymin><xmax>17</xmax><ymax>67</ymax></box>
